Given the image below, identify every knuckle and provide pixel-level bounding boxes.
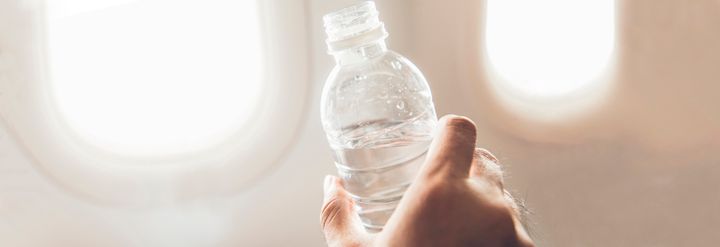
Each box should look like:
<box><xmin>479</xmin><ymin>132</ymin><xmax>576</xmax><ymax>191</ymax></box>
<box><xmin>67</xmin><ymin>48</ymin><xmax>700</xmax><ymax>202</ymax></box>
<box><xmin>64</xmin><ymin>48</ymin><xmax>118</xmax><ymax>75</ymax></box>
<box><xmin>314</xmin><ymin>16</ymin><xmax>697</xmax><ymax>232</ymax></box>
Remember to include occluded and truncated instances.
<box><xmin>421</xmin><ymin>179</ymin><xmax>459</xmax><ymax>201</ymax></box>
<box><xmin>489</xmin><ymin>195</ymin><xmax>515</xmax><ymax>213</ymax></box>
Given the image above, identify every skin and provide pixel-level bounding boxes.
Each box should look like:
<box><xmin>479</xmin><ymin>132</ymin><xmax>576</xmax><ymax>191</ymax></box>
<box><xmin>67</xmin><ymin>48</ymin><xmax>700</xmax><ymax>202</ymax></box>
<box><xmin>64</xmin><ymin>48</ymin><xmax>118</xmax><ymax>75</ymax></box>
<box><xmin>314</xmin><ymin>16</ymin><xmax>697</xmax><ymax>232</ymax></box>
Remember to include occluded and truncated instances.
<box><xmin>321</xmin><ymin>115</ymin><xmax>535</xmax><ymax>247</ymax></box>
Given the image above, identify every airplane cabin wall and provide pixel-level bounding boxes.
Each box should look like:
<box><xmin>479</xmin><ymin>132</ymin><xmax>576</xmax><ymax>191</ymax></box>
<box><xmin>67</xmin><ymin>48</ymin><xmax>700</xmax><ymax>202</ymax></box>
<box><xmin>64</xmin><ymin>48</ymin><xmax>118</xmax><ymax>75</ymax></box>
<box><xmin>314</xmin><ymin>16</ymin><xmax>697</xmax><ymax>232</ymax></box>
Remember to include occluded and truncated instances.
<box><xmin>0</xmin><ymin>0</ymin><xmax>719</xmax><ymax>246</ymax></box>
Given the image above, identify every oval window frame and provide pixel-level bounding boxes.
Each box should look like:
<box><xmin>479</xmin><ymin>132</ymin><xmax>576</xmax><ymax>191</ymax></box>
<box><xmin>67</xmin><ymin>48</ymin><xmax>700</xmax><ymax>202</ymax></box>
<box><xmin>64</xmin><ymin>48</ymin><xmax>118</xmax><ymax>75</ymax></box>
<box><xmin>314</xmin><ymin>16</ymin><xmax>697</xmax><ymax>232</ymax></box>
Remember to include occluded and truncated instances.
<box><xmin>0</xmin><ymin>0</ymin><xmax>311</xmax><ymax>205</ymax></box>
<box><xmin>480</xmin><ymin>0</ymin><xmax>619</xmax><ymax>124</ymax></box>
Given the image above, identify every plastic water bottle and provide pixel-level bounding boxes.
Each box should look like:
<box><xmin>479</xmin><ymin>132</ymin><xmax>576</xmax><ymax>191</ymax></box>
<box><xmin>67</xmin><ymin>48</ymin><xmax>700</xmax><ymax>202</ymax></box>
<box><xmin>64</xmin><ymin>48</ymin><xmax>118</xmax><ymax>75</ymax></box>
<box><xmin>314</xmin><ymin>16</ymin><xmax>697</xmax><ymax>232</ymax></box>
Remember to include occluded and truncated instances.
<box><xmin>320</xmin><ymin>1</ymin><xmax>438</xmax><ymax>231</ymax></box>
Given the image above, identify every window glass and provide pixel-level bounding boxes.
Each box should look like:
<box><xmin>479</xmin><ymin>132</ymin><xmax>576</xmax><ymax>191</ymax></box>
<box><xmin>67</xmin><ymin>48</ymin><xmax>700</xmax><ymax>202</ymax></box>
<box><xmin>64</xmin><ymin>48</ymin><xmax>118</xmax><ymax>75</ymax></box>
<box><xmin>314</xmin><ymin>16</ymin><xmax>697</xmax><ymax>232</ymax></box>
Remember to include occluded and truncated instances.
<box><xmin>485</xmin><ymin>0</ymin><xmax>615</xmax><ymax>98</ymax></box>
<box><xmin>47</xmin><ymin>0</ymin><xmax>263</xmax><ymax>156</ymax></box>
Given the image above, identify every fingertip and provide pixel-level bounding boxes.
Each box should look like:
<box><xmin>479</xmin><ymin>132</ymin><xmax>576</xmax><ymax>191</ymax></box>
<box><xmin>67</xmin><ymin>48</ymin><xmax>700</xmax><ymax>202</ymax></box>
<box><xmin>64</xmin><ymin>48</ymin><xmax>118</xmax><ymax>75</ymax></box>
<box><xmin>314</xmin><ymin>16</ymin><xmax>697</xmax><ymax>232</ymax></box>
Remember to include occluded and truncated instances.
<box><xmin>421</xmin><ymin>115</ymin><xmax>478</xmax><ymax>179</ymax></box>
<box><xmin>470</xmin><ymin>148</ymin><xmax>505</xmax><ymax>188</ymax></box>
<box><xmin>438</xmin><ymin>115</ymin><xmax>477</xmax><ymax>138</ymax></box>
<box><xmin>324</xmin><ymin>175</ymin><xmax>334</xmax><ymax>192</ymax></box>
<box><xmin>323</xmin><ymin>175</ymin><xmax>342</xmax><ymax>203</ymax></box>
<box><xmin>437</xmin><ymin>115</ymin><xmax>478</xmax><ymax>153</ymax></box>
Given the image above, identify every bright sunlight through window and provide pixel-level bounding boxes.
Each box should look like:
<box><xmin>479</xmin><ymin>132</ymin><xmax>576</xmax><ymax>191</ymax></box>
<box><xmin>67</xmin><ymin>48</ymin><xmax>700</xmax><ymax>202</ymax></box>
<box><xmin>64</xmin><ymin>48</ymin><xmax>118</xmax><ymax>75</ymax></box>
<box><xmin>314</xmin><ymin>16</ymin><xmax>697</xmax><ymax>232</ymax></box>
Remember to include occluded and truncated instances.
<box><xmin>47</xmin><ymin>0</ymin><xmax>263</xmax><ymax>156</ymax></box>
<box><xmin>485</xmin><ymin>0</ymin><xmax>616</xmax><ymax>98</ymax></box>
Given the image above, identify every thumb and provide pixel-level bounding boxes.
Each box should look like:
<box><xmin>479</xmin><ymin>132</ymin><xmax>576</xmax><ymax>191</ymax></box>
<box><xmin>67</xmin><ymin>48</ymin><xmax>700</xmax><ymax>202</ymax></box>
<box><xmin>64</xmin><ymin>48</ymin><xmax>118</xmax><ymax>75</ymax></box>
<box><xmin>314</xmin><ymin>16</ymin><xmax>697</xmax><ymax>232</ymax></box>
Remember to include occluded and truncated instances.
<box><xmin>419</xmin><ymin>115</ymin><xmax>478</xmax><ymax>179</ymax></box>
<box><xmin>321</xmin><ymin>175</ymin><xmax>369</xmax><ymax>246</ymax></box>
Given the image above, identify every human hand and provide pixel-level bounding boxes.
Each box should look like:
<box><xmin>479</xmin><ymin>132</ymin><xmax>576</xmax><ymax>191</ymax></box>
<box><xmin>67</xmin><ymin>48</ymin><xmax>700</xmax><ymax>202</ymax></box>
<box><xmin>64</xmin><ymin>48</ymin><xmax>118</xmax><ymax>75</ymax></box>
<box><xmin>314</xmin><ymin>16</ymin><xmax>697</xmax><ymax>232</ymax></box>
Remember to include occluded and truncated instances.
<box><xmin>321</xmin><ymin>115</ymin><xmax>534</xmax><ymax>247</ymax></box>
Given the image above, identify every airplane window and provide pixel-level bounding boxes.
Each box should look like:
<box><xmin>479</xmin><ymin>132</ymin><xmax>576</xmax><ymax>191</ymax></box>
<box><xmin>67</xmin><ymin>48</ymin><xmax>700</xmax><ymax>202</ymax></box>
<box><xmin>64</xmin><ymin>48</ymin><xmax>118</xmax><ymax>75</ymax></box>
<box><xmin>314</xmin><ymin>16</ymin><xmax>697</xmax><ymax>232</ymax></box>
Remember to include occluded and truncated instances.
<box><xmin>484</xmin><ymin>0</ymin><xmax>616</xmax><ymax>99</ymax></box>
<box><xmin>46</xmin><ymin>0</ymin><xmax>263</xmax><ymax>156</ymax></box>
<box><xmin>0</xmin><ymin>0</ymin><xmax>306</xmax><ymax>202</ymax></box>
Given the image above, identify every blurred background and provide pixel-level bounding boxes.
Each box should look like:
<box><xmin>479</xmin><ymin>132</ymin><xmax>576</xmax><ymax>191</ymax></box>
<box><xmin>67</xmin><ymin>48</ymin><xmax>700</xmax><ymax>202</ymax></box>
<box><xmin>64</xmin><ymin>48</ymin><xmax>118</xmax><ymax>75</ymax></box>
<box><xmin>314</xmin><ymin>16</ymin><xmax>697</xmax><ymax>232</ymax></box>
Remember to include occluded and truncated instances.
<box><xmin>1</xmin><ymin>0</ymin><xmax>719</xmax><ymax>246</ymax></box>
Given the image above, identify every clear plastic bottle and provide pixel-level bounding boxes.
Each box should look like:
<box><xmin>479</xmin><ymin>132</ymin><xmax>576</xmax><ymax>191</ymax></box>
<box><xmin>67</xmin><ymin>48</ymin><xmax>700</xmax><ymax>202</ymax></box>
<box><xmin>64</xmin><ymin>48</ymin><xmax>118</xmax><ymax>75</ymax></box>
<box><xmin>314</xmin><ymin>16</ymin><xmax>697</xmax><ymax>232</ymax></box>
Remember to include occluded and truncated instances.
<box><xmin>320</xmin><ymin>1</ymin><xmax>438</xmax><ymax>231</ymax></box>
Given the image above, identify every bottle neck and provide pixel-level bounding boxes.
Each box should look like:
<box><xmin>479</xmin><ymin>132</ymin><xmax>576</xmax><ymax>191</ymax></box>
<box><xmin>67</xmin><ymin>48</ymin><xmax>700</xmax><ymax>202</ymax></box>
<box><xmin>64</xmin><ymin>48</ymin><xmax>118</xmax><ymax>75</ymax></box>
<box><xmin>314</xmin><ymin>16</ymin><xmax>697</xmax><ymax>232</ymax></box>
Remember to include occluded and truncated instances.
<box><xmin>330</xmin><ymin>39</ymin><xmax>388</xmax><ymax>66</ymax></box>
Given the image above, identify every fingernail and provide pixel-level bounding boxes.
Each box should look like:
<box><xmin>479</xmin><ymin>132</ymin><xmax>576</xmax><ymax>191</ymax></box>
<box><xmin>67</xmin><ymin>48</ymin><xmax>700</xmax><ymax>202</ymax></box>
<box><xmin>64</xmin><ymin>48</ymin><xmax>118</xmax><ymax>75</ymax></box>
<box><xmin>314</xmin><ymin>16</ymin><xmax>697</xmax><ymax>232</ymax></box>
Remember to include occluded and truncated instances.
<box><xmin>483</xmin><ymin>152</ymin><xmax>499</xmax><ymax>164</ymax></box>
<box><xmin>477</xmin><ymin>148</ymin><xmax>499</xmax><ymax>164</ymax></box>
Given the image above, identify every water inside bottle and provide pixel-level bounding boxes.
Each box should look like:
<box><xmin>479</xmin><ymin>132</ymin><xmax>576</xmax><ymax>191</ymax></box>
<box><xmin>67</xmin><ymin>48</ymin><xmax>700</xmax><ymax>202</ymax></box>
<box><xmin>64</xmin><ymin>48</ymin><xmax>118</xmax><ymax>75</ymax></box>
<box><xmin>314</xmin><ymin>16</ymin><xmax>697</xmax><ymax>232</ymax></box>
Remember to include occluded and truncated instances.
<box><xmin>330</xmin><ymin>117</ymin><xmax>433</xmax><ymax>231</ymax></box>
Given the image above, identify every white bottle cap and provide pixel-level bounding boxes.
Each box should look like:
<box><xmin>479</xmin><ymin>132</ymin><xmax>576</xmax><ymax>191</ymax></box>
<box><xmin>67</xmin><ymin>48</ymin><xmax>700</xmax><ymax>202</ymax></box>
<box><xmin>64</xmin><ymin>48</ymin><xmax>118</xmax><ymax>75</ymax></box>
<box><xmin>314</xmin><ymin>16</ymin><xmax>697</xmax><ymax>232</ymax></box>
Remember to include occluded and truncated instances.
<box><xmin>323</xmin><ymin>1</ymin><xmax>389</xmax><ymax>52</ymax></box>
